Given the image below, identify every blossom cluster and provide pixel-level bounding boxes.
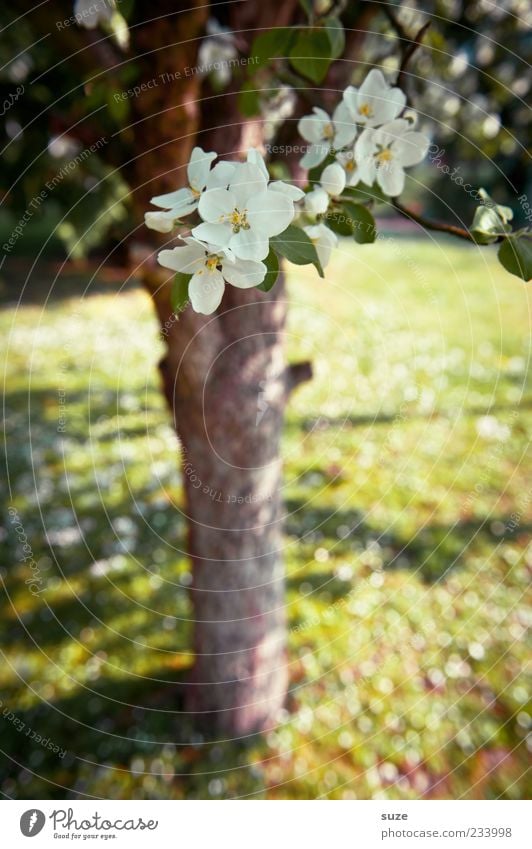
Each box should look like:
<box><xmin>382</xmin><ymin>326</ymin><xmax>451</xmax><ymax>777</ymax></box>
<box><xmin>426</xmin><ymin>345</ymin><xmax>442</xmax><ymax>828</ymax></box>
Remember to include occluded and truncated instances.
<box><xmin>299</xmin><ymin>69</ymin><xmax>429</xmax><ymax>200</ymax></box>
<box><xmin>145</xmin><ymin>69</ymin><xmax>430</xmax><ymax>314</ymax></box>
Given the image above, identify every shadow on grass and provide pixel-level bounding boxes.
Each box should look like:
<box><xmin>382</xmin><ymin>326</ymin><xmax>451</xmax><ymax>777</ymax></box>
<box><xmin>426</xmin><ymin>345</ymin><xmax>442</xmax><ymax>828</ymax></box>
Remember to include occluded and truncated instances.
<box><xmin>283</xmin><ymin>499</ymin><xmax>529</xmax><ymax>583</ymax></box>
<box><xmin>0</xmin><ymin>257</ymin><xmax>139</xmax><ymax>307</ymax></box>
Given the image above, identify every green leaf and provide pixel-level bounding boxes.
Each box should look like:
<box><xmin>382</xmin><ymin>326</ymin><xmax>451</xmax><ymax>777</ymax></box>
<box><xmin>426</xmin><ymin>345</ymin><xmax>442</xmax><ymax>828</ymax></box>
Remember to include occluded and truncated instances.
<box><xmin>170</xmin><ymin>272</ymin><xmax>191</xmax><ymax>312</ymax></box>
<box><xmin>289</xmin><ymin>28</ymin><xmax>333</xmax><ymax>84</ymax></box>
<box><xmin>497</xmin><ymin>236</ymin><xmax>532</xmax><ymax>282</ymax></box>
<box><xmin>271</xmin><ymin>224</ymin><xmax>324</xmax><ymax>277</ymax></box>
<box><xmin>251</xmin><ymin>28</ymin><xmax>295</xmax><ymax>66</ymax></box>
<box><xmin>238</xmin><ymin>80</ymin><xmax>261</xmax><ymax>117</ymax></box>
<box><xmin>326</xmin><ymin>207</ymin><xmax>354</xmax><ymax>237</ymax></box>
<box><xmin>341</xmin><ymin>202</ymin><xmax>376</xmax><ymax>244</ymax></box>
<box><xmin>324</xmin><ymin>16</ymin><xmax>345</xmax><ymax>60</ymax></box>
<box><xmin>107</xmin><ymin>90</ymin><xmax>129</xmax><ymax>123</ymax></box>
<box><xmin>257</xmin><ymin>247</ymin><xmax>280</xmax><ymax>291</ymax></box>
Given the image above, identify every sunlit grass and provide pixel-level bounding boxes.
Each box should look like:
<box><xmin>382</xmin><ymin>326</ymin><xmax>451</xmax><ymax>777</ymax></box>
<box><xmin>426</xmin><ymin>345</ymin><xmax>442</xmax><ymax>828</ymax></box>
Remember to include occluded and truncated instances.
<box><xmin>1</xmin><ymin>237</ymin><xmax>530</xmax><ymax>799</ymax></box>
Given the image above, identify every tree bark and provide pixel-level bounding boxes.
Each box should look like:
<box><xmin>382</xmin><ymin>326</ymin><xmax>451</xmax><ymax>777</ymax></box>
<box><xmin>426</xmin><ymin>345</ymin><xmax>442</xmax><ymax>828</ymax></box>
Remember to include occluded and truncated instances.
<box><xmin>147</xmin><ymin>262</ymin><xmax>307</xmax><ymax>734</ymax></box>
<box><xmin>124</xmin><ymin>0</ymin><xmax>371</xmax><ymax>735</ymax></box>
<box><xmin>162</xmin><ymin>278</ymin><xmax>292</xmax><ymax>735</ymax></box>
<box><xmin>128</xmin><ymin>0</ymin><xmax>310</xmax><ymax>736</ymax></box>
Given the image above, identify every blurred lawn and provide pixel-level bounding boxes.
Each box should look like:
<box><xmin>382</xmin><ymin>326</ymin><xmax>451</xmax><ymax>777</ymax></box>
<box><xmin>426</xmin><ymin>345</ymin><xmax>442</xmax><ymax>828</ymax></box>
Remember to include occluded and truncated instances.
<box><xmin>1</xmin><ymin>236</ymin><xmax>531</xmax><ymax>799</ymax></box>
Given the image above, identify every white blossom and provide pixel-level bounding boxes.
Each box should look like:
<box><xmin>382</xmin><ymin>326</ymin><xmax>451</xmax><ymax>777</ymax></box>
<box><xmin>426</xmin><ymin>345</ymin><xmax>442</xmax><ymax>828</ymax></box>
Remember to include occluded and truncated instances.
<box><xmin>304</xmin><ymin>188</ymin><xmax>329</xmax><ymax>216</ymax></box>
<box><xmin>355</xmin><ymin>118</ymin><xmax>429</xmax><ymax>196</ymax></box>
<box><xmin>336</xmin><ymin>148</ymin><xmax>360</xmax><ymax>186</ymax></box>
<box><xmin>298</xmin><ymin>102</ymin><xmax>356</xmax><ymax>169</ymax></box>
<box><xmin>145</xmin><ymin>147</ymin><xmax>217</xmax><ymax>232</ymax></box>
<box><xmin>74</xmin><ymin>0</ymin><xmax>114</xmax><ymax>29</ymax></box>
<box><xmin>304</xmin><ymin>162</ymin><xmax>346</xmax><ymax>216</ymax></box>
<box><xmin>303</xmin><ymin>224</ymin><xmax>338</xmax><ymax>269</ymax></box>
<box><xmin>197</xmin><ymin>20</ymin><xmax>238</xmax><ymax>86</ymax></box>
<box><xmin>320</xmin><ymin>162</ymin><xmax>346</xmax><ymax>196</ymax></box>
<box><xmin>247</xmin><ymin>148</ymin><xmax>305</xmax><ymax>200</ymax></box>
<box><xmin>158</xmin><ymin>237</ymin><xmax>266</xmax><ymax>314</ymax></box>
<box><xmin>192</xmin><ymin>159</ymin><xmax>296</xmax><ymax>261</ymax></box>
<box><xmin>343</xmin><ymin>69</ymin><xmax>406</xmax><ymax>127</ymax></box>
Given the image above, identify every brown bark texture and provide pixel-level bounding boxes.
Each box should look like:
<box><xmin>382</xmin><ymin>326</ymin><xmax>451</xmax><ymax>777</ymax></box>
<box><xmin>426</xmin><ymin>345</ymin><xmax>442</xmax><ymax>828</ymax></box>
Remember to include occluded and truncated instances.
<box><xmin>130</xmin><ymin>1</ymin><xmax>303</xmax><ymax>735</ymax></box>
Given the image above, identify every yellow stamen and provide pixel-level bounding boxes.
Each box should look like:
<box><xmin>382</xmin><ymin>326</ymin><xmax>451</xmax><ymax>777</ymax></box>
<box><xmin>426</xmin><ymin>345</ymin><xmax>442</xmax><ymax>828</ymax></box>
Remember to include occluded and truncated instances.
<box><xmin>228</xmin><ymin>208</ymin><xmax>250</xmax><ymax>233</ymax></box>
<box><xmin>358</xmin><ymin>103</ymin><xmax>373</xmax><ymax>118</ymax></box>
<box><xmin>376</xmin><ymin>148</ymin><xmax>393</xmax><ymax>164</ymax></box>
<box><xmin>206</xmin><ymin>255</ymin><xmax>220</xmax><ymax>271</ymax></box>
<box><xmin>323</xmin><ymin>122</ymin><xmax>334</xmax><ymax>140</ymax></box>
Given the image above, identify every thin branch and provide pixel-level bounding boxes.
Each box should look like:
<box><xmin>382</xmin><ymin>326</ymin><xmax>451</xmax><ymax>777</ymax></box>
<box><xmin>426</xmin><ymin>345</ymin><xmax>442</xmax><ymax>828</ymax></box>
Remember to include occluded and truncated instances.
<box><xmin>384</xmin><ymin>6</ymin><xmax>430</xmax><ymax>91</ymax></box>
<box><xmin>383</xmin><ymin>5</ymin><xmax>409</xmax><ymax>43</ymax></box>
<box><xmin>397</xmin><ymin>21</ymin><xmax>431</xmax><ymax>89</ymax></box>
<box><xmin>392</xmin><ymin>199</ymin><xmax>475</xmax><ymax>242</ymax></box>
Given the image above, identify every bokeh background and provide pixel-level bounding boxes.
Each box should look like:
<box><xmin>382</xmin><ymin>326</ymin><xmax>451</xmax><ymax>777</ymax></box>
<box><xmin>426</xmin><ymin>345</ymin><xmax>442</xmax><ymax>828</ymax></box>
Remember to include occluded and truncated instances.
<box><xmin>1</xmin><ymin>0</ymin><xmax>531</xmax><ymax>799</ymax></box>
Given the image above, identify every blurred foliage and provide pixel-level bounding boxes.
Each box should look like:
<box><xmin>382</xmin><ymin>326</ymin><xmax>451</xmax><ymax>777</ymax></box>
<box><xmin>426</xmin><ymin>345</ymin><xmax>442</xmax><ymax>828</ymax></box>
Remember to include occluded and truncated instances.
<box><xmin>1</xmin><ymin>238</ymin><xmax>530</xmax><ymax>798</ymax></box>
<box><xmin>0</xmin><ymin>1</ymin><xmax>530</xmax><ymax>257</ymax></box>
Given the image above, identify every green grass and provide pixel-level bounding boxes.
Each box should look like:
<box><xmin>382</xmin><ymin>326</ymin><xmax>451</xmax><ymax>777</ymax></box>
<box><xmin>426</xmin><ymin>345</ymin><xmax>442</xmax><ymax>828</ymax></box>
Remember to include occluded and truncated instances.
<box><xmin>1</xmin><ymin>237</ymin><xmax>531</xmax><ymax>799</ymax></box>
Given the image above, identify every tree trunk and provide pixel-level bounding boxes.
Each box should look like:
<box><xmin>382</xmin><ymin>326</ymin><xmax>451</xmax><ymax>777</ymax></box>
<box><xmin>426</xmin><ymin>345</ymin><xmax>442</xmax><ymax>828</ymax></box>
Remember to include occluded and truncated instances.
<box><xmin>148</xmin><ymin>270</ymin><xmax>311</xmax><ymax>735</ymax></box>
<box><xmin>127</xmin><ymin>0</ymin><xmax>311</xmax><ymax>735</ymax></box>
<box><xmin>166</xmin><ymin>279</ymin><xmax>291</xmax><ymax>734</ymax></box>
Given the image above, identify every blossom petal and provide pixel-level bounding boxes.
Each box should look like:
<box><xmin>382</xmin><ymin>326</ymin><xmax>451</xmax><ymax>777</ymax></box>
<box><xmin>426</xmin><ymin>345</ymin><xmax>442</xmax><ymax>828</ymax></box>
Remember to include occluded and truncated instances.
<box><xmin>191</xmin><ymin>222</ymin><xmax>232</xmax><ymax>247</ymax></box>
<box><xmin>332</xmin><ymin>101</ymin><xmax>357</xmax><ymax>148</ymax></box>
<box><xmin>375</xmin><ymin>86</ymin><xmax>407</xmax><ymax>125</ymax></box>
<box><xmin>187</xmin><ymin>147</ymin><xmax>217</xmax><ymax>192</ymax></box>
<box><xmin>247</xmin><ymin>189</ymin><xmax>294</xmax><ymax>237</ymax></box>
<box><xmin>321</xmin><ymin>162</ymin><xmax>346</xmax><ymax>196</ymax></box>
<box><xmin>150</xmin><ymin>187</ymin><xmax>194</xmax><ymax>209</ymax></box>
<box><xmin>300</xmin><ymin>142</ymin><xmax>328</xmax><ymax>169</ymax></box>
<box><xmin>205</xmin><ymin>161</ymin><xmax>237</xmax><ymax>189</ymax></box>
<box><xmin>374</xmin><ymin>119</ymin><xmax>410</xmax><ymax>147</ymax></box>
<box><xmin>342</xmin><ymin>85</ymin><xmax>359</xmax><ymax>118</ymax></box>
<box><xmin>221</xmin><ymin>257</ymin><xmax>266</xmax><ymax>288</ymax></box>
<box><xmin>357</xmin><ymin>69</ymin><xmax>406</xmax><ymax>126</ymax></box>
<box><xmin>144</xmin><ymin>210</ymin><xmax>179</xmax><ymax>233</ymax></box>
<box><xmin>359</xmin><ymin>68</ymin><xmax>388</xmax><ymax>98</ymax></box>
<box><xmin>228</xmin><ymin>162</ymin><xmax>267</xmax><ymax>208</ymax></box>
<box><xmin>198</xmin><ymin>187</ymin><xmax>235</xmax><ymax>223</ymax></box>
<box><xmin>269</xmin><ymin>181</ymin><xmax>305</xmax><ymax>201</ymax></box>
<box><xmin>229</xmin><ymin>228</ymin><xmax>269</xmax><ymax>261</ymax></box>
<box><xmin>377</xmin><ymin>162</ymin><xmax>405</xmax><ymax>196</ymax></box>
<box><xmin>247</xmin><ymin>148</ymin><xmax>269</xmax><ymax>180</ymax></box>
<box><xmin>304</xmin><ymin>224</ymin><xmax>338</xmax><ymax>268</ymax></box>
<box><xmin>355</xmin><ymin>128</ymin><xmax>377</xmax><ymax>181</ymax></box>
<box><xmin>356</xmin><ymin>155</ymin><xmax>377</xmax><ymax>187</ymax></box>
<box><xmin>189</xmin><ymin>269</ymin><xmax>225</xmax><ymax>314</ymax></box>
<box><xmin>336</xmin><ymin>151</ymin><xmax>360</xmax><ymax>186</ymax></box>
<box><xmin>298</xmin><ymin>109</ymin><xmax>329</xmax><ymax>143</ymax></box>
<box><xmin>74</xmin><ymin>0</ymin><xmax>113</xmax><ymax>28</ymax></box>
<box><xmin>393</xmin><ymin>130</ymin><xmax>430</xmax><ymax>166</ymax></box>
<box><xmin>355</xmin><ymin>127</ymin><xmax>376</xmax><ymax>158</ymax></box>
<box><xmin>157</xmin><ymin>244</ymin><xmax>205</xmax><ymax>273</ymax></box>
<box><xmin>304</xmin><ymin>187</ymin><xmax>329</xmax><ymax>216</ymax></box>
